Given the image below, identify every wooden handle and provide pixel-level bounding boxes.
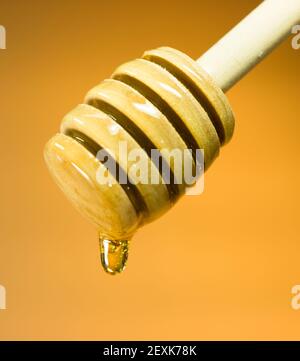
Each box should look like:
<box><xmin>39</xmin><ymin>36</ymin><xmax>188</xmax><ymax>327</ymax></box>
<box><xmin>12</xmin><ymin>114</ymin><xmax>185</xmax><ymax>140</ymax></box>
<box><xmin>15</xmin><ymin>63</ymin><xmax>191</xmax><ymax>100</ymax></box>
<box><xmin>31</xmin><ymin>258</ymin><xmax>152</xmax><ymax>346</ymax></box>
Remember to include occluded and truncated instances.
<box><xmin>197</xmin><ymin>0</ymin><xmax>300</xmax><ymax>91</ymax></box>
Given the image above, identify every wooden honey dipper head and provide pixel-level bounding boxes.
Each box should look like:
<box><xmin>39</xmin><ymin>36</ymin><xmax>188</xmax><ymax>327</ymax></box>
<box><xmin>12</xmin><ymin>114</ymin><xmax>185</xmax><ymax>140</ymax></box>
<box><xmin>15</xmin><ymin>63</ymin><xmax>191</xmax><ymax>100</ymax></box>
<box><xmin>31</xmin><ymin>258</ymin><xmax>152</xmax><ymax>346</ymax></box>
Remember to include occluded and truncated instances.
<box><xmin>44</xmin><ymin>1</ymin><xmax>300</xmax><ymax>274</ymax></box>
<box><xmin>44</xmin><ymin>47</ymin><xmax>234</xmax><ymax>274</ymax></box>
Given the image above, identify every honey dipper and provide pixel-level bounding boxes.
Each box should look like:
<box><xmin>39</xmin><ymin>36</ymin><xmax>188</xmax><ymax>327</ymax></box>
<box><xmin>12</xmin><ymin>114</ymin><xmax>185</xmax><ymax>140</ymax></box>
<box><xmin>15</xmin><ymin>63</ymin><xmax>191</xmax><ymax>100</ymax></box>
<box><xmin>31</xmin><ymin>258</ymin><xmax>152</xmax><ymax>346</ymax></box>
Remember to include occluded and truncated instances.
<box><xmin>44</xmin><ymin>0</ymin><xmax>300</xmax><ymax>275</ymax></box>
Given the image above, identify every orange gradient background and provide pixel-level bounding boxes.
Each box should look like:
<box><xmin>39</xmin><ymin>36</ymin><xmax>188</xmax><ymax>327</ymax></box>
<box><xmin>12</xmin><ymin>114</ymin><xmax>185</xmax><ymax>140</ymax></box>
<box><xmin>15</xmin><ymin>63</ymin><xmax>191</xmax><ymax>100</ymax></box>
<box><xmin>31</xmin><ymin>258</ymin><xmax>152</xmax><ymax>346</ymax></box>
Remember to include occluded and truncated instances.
<box><xmin>0</xmin><ymin>0</ymin><xmax>299</xmax><ymax>340</ymax></box>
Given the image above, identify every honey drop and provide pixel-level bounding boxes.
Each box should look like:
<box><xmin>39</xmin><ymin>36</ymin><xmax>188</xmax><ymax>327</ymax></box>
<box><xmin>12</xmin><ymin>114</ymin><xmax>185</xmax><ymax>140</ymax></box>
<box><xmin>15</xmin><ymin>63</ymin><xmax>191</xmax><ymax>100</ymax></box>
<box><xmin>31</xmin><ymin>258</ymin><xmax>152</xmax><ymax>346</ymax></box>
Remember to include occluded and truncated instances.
<box><xmin>99</xmin><ymin>237</ymin><xmax>129</xmax><ymax>275</ymax></box>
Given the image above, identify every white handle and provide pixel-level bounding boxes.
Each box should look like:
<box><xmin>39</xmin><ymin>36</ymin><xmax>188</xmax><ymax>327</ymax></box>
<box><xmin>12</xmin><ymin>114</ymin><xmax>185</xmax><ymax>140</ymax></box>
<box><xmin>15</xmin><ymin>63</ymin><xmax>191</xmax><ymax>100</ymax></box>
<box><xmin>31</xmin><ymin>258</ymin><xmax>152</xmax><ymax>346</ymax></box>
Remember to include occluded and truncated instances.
<box><xmin>197</xmin><ymin>0</ymin><xmax>300</xmax><ymax>92</ymax></box>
